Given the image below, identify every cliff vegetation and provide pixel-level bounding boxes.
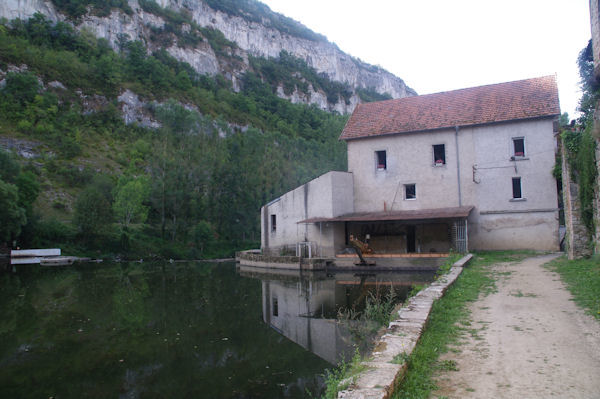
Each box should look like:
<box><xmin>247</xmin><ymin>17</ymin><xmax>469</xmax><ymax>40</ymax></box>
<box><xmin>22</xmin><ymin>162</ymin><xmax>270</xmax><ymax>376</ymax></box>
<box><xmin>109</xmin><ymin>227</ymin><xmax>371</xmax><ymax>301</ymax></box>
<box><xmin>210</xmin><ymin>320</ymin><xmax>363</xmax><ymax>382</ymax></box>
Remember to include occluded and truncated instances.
<box><xmin>0</xmin><ymin>13</ymin><xmax>351</xmax><ymax>259</ymax></box>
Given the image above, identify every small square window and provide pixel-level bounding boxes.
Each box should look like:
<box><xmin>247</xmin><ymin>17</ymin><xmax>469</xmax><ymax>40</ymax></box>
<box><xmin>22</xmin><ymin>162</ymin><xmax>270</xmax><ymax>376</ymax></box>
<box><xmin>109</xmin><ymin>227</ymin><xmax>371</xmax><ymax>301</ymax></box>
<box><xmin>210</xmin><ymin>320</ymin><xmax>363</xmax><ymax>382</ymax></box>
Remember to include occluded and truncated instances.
<box><xmin>405</xmin><ymin>184</ymin><xmax>416</xmax><ymax>200</ymax></box>
<box><xmin>512</xmin><ymin>177</ymin><xmax>522</xmax><ymax>199</ymax></box>
<box><xmin>512</xmin><ymin>138</ymin><xmax>525</xmax><ymax>157</ymax></box>
<box><xmin>375</xmin><ymin>150</ymin><xmax>386</xmax><ymax>170</ymax></box>
<box><xmin>433</xmin><ymin>144</ymin><xmax>445</xmax><ymax>165</ymax></box>
<box><xmin>271</xmin><ymin>214</ymin><xmax>277</xmax><ymax>232</ymax></box>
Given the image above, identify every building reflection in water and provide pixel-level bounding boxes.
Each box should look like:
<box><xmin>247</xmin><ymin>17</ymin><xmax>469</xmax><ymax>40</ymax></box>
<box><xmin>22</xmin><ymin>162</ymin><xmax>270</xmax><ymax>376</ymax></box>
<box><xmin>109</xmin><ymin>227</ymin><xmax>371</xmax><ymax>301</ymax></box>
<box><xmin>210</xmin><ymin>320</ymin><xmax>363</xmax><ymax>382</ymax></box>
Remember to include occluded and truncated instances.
<box><xmin>238</xmin><ymin>266</ymin><xmax>435</xmax><ymax>364</ymax></box>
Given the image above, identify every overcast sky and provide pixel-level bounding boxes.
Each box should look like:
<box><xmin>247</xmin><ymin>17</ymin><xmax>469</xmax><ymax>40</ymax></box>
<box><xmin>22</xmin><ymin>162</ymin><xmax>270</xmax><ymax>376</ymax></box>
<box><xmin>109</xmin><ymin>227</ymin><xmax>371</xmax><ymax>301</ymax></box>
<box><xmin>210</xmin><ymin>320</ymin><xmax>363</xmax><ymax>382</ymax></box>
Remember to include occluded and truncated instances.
<box><xmin>261</xmin><ymin>0</ymin><xmax>591</xmax><ymax>119</ymax></box>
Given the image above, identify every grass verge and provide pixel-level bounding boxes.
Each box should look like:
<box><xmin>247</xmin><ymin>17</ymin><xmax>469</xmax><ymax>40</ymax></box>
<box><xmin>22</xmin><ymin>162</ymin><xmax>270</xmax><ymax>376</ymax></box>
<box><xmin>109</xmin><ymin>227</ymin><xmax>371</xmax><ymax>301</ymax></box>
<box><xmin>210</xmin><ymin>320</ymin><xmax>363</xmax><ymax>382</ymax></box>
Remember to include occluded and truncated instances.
<box><xmin>546</xmin><ymin>255</ymin><xmax>600</xmax><ymax>320</ymax></box>
<box><xmin>390</xmin><ymin>251</ymin><xmax>535</xmax><ymax>398</ymax></box>
<box><xmin>320</xmin><ymin>350</ymin><xmax>368</xmax><ymax>399</ymax></box>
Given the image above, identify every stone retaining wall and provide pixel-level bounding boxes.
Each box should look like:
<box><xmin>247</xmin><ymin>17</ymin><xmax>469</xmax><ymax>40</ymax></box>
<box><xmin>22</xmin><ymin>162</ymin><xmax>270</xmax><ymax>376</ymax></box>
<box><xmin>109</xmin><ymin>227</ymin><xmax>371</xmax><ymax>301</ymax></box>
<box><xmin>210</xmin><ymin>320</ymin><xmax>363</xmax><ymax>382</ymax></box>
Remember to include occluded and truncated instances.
<box><xmin>337</xmin><ymin>254</ymin><xmax>473</xmax><ymax>399</ymax></box>
<box><xmin>561</xmin><ymin>138</ymin><xmax>593</xmax><ymax>259</ymax></box>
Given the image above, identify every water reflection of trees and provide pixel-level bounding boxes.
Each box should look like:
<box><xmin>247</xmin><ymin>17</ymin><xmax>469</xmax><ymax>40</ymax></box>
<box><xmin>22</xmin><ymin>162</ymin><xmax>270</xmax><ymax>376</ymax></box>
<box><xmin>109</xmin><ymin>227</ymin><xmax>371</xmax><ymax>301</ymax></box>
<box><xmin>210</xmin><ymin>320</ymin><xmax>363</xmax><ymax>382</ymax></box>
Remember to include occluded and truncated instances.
<box><xmin>0</xmin><ymin>262</ymin><xmax>328</xmax><ymax>398</ymax></box>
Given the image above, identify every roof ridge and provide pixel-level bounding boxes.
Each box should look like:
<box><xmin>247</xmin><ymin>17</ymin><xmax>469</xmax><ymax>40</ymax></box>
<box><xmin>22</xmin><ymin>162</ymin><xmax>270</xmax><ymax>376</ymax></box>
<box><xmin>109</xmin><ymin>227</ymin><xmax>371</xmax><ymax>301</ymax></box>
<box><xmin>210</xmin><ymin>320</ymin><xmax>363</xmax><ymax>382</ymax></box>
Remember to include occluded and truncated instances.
<box><xmin>414</xmin><ymin>75</ymin><xmax>556</xmax><ymax>99</ymax></box>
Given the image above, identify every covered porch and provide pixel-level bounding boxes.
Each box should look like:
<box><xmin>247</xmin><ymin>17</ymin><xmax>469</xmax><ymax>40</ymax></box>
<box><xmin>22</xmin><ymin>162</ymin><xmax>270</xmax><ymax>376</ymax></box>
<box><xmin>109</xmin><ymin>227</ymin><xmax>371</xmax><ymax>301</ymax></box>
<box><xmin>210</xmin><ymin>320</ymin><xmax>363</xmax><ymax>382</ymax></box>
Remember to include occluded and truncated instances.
<box><xmin>299</xmin><ymin>206</ymin><xmax>473</xmax><ymax>256</ymax></box>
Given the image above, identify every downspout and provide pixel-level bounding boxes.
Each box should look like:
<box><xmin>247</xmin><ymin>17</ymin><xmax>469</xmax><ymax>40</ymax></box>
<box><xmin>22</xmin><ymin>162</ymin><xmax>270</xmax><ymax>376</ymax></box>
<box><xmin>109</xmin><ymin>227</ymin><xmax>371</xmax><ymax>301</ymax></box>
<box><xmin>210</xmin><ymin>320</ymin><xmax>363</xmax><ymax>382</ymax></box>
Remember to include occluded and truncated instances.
<box><xmin>263</xmin><ymin>206</ymin><xmax>269</xmax><ymax>250</ymax></box>
<box><xmin>455</xmin><ymin>126</ymin><xmax>462</xmax><ymax>207</ymax></box>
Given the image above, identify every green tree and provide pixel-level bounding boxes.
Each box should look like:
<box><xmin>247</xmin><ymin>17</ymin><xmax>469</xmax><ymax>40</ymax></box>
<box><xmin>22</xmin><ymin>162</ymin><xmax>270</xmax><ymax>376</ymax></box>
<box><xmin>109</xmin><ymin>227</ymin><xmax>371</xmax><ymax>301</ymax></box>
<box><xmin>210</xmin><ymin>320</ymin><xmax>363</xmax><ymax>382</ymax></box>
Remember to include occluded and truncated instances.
<box><xmin>0</xmin><ymin>179</ymin><xmax>27</xmax><ymax>242</ymax></box>
<box><xmin>73</xmin><ymin>185</ymin><xmax>113</xmax><ymax>240</ymax></box>
<box><xmin>0</xmin><ymin>150</ymin><xmax>21</xmax><ymax>182</ymax></box>
<box><xmin>3</xmin><ymin>72</ymin><xmax>40</xmax><ymax>105</ymax></box>
<box><xmin>577</xmin><ymin>40</ymin><xmax>599</xmax><ymax>123</ymax></box>
<box><xmin>193</xmin><ymin>220</ymin><xmax>215</xmax><ymax>253</ymax></box>
<box><xmin>113</xmin><ymin>177</ymin><xmax>150</xmax><ymax>228</ymax></box>
<box><xmin>15</xmin><ymin>171</ymin><xmax>40</xmax><ymax>214</ymax></box>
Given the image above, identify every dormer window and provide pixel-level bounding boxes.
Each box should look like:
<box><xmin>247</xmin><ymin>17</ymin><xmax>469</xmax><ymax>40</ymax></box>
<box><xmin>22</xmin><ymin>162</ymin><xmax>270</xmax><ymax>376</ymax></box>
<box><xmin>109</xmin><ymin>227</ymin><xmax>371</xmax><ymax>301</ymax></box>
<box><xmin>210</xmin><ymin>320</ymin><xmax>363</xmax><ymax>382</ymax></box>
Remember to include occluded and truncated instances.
<box><xmin>375</xmin><ymin>150</ymin><xmax>387</xmax><ymax>170</ymax></box>
<box><xmin>512</xmin><ymin>137</ymin><xmax>525</xmax><ymax>158</ymax></box>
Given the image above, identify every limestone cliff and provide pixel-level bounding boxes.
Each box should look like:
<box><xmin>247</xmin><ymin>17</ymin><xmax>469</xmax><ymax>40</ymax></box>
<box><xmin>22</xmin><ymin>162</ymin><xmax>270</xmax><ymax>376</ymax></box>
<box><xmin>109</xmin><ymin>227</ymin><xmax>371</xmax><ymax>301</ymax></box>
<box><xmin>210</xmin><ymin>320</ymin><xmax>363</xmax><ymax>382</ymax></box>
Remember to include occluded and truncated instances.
<box><xmin>0</xmin><ymin>0</ymin><xmax>416</xmax><ymax>113</ymax></box>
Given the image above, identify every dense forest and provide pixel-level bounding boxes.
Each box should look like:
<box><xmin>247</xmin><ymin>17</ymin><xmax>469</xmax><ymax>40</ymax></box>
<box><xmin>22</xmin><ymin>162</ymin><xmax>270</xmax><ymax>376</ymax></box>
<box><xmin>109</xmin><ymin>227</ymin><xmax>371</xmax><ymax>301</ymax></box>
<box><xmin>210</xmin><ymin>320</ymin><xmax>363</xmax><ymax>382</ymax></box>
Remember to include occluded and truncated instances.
<box><xmin>0</xmin><ymin>11</ymin><xmax>354</xmax><ymax>259</ymax></box>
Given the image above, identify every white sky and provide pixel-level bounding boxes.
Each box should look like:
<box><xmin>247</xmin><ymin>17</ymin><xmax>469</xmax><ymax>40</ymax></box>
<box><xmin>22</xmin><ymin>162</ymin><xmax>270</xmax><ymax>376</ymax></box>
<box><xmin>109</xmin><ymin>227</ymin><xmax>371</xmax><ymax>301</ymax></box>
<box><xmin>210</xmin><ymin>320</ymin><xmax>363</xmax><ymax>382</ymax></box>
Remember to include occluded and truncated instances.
<box><xmin>261</xmin><ymin>0</ymin><xmax>591</xmax><ymax>119</ymax></box>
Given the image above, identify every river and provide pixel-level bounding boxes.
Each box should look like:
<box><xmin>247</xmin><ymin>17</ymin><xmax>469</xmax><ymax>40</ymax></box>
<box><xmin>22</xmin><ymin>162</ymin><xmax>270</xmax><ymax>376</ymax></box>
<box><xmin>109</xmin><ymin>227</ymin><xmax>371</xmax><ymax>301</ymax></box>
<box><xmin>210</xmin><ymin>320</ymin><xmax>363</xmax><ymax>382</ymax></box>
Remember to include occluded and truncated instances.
<box><xmin>0</xmin><ymin>261</ymin><xmax>435</xmax><ymax>398</ymax></box>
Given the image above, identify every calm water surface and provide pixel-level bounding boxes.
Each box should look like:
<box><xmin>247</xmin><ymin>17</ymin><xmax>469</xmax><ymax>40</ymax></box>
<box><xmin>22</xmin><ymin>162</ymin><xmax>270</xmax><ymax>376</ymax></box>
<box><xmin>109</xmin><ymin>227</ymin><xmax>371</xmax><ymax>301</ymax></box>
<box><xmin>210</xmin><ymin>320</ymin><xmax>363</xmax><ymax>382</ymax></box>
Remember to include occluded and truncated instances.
<box><xmin>0</xmin><ymin>261</ymin><xmax>435</xmax><ymax>398</ymax></box>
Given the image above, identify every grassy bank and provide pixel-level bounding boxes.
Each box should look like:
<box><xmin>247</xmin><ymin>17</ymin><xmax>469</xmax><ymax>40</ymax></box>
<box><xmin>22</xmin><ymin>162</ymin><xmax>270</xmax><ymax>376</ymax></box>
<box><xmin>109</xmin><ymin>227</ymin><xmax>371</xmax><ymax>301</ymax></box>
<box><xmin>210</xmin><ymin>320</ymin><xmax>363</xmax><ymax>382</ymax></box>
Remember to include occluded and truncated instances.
<box><xmin>391</xmin><ymin>251</ymin><xmax>535</xmax><ymax>398</ymax></box>
<box><xmin>547</xmin><ymin>255</ymin><xmax>600</xmax><ymax>320</ymax></box>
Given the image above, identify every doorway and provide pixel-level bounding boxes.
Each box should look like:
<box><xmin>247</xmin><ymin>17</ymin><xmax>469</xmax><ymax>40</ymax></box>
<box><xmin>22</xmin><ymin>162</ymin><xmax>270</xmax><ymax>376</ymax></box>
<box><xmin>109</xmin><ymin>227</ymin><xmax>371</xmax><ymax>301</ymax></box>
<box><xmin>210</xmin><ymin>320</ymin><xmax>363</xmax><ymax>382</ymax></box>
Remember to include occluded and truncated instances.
<box><xmin>407</xmin><ymin>225</ymin><xmax>416</xmax><ymax>253</ymax></box>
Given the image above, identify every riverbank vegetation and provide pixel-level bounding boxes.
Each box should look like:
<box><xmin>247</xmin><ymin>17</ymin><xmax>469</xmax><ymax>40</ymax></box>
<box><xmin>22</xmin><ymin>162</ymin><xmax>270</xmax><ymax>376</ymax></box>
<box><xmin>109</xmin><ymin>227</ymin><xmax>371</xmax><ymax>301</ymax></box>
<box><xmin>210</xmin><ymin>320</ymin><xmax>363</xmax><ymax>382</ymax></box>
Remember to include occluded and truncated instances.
<box><xmin>547</xmin><ymin>255</ymin><xmax>600</xmax><ymax>320</ymax></box>
<box><xmin>0</xmin><ymin>13</ymin><xmax>352</xmax><ymax>259</ymax></box>
<box><xmin>391</xmin><ymin>251</ymin><xmax>534</xmax><ymax>398</ymax></box>
<box><xmin>321</xmin><ymin>350</ymin><xmax>366</xmax><ymax>399</ymax></box>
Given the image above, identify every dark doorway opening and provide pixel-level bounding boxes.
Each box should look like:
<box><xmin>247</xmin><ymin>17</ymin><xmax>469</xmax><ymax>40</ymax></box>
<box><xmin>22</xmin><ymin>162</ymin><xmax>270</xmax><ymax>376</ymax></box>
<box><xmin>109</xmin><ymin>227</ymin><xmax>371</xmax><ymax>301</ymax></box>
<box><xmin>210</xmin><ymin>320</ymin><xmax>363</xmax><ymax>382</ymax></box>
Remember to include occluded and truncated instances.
<box><xmin>407</xmin><ymin>225</ymin><xmax>416</xmax><ymax>253</ymax></box>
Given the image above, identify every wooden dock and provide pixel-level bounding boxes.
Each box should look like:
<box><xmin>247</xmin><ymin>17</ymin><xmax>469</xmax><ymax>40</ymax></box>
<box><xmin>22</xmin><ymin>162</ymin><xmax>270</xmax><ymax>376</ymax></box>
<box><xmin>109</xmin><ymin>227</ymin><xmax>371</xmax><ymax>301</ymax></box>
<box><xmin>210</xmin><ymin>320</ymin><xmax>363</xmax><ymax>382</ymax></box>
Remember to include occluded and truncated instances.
<box><xmin>10</xmin><ymin>249</ymin><xmax>91</xmax><ymax>266</ymax></box>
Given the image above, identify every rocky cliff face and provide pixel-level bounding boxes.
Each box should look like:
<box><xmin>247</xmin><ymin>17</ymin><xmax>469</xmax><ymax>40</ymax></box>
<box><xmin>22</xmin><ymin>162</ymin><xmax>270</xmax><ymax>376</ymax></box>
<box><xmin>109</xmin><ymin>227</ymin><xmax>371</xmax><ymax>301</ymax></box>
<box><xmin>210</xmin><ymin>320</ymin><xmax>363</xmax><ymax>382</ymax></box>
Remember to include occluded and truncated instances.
<box><xmin>0</xmin><ymin>0</ymin><xmax>416</xmax><ymax>113</ymax></box>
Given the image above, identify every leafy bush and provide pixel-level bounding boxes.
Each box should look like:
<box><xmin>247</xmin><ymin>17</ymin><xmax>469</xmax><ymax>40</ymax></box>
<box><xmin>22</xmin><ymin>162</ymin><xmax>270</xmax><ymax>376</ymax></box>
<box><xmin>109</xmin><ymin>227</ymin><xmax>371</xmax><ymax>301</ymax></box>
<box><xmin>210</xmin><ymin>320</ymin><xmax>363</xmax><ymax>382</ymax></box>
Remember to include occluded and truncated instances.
<box><xmin>0</xmin><ymin>178</ymin><xmax>27</xmax><ymax>241</ymax></box>
<box><xmin>3</xmin><ymin>71</ymin><xmax>40</xmax><ymax>104</ymax></box>
<box><xmin>34</xmin><ymin>217</ymin><xmax>77</xmax><ymax>244</ymax></box>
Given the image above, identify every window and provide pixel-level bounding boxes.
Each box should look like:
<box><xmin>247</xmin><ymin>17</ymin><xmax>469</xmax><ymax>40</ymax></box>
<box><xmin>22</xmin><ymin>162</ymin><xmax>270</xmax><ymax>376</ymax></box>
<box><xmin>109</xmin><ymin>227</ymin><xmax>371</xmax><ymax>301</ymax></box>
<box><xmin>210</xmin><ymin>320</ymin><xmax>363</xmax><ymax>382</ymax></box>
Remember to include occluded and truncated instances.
<box><xmin>271</xmin><ymin>214</ymin><xmax>277</xmax><ymax>232</ymax></box>
<box><xmin>272</xmin><ymin>296</ymin><xmax>278</xmax><ymax>316</ymax></box>
<box><xmin>512</xmin><ymin>177</ymin><xmax>522</xmax><ymax>199</ymax></box>
<box><xmin>433</xmin><ymin>144</ymin><xmax>446</xmax><ymax>165</ymax></box>
<box><xmin>375</xmin><ymin>150</ymin><xmax>386</xmax><ymax>170</ymax></box>
<box><xmin>405</xmin><ymin>184</ymin><xmax>416</xmax><ymax>200</ymax></box>
<box><xmin>512</xmin><ymin>137</ymin><xmax>525</xmax><ymax>158</ymax></box>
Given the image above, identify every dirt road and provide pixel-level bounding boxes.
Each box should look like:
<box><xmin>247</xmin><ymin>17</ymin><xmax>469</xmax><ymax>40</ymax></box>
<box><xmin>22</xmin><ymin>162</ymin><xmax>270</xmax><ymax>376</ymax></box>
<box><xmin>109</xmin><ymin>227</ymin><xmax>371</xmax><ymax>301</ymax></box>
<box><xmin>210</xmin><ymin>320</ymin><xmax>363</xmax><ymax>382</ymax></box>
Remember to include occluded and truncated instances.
<box><xmin>433</xmin><ymin>254</ymin><xmax>600</xmax><ymax>398</ymax></box>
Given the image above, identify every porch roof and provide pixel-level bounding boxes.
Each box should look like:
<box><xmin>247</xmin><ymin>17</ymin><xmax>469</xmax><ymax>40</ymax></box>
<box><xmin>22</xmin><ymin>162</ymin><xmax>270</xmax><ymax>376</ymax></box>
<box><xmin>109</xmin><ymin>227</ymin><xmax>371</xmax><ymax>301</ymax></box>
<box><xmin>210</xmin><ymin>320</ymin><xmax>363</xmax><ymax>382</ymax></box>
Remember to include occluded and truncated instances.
<box><xmin>298</xmin><ymin>205</ymin><xmax>474</xmax><ymax>224</ymax></box>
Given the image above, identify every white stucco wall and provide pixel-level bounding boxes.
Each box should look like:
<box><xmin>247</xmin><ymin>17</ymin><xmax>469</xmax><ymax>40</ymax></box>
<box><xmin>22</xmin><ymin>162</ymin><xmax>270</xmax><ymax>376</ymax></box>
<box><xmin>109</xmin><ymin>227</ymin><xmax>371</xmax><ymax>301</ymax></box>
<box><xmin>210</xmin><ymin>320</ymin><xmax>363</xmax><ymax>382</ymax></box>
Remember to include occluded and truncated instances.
<box><xmin>261</xmin><ymin>171</ymin><xmax>354</xmax><ymax>256</ymax></box>
<box><xmin>346</xmin><ymin>117</ymin><xmax>560</xmax><ymax>250</ymax></box>
<box><xmin>347</xmin><ymin>129</ymin><xmax>460</xmax><ymax>212</ymax></box>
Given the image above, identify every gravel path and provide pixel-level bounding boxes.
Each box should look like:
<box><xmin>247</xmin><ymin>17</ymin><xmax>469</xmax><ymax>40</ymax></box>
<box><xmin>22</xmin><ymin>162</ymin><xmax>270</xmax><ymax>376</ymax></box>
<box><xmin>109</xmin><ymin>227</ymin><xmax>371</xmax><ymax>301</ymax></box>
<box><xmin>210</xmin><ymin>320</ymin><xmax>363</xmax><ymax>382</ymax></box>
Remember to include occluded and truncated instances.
<box><xmin>432</xmin><ymin>254</ymin><xmax>600</xmax><ymax>399</ymax></box>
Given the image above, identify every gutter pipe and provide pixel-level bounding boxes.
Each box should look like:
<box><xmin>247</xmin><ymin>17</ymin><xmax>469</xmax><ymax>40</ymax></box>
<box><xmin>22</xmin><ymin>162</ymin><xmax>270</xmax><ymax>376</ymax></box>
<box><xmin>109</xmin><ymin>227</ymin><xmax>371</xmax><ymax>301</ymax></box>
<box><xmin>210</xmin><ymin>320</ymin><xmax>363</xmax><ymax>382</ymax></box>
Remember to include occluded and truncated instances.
<box><xmin>455</xmin><ymin>126</ymin><xmax>462</xmax><ymax>207</ymax></box>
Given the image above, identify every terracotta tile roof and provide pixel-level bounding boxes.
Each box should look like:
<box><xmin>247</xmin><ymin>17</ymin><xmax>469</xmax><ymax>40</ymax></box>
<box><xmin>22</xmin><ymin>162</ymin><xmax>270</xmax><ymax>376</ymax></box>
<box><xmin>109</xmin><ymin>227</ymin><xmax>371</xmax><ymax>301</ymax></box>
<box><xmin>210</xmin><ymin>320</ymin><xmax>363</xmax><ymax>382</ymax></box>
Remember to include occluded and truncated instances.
<box><xmin>340</xmin><ymin>76</ymin><xmax>560</xmax><ymax>140</ymax></box>
<box><xmin>298</xmin><ymin>206</ymin><xmax>474</xmax><ymax>224</ymax></box>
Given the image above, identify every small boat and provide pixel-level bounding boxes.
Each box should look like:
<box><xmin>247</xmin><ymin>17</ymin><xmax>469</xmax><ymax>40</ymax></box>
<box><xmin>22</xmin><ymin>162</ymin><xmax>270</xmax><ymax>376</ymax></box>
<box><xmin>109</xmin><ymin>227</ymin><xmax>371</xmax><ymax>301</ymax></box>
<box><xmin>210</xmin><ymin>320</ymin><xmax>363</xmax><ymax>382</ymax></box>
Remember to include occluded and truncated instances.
<box><xmin>40</xmin><ymin>256</ymin><xmax>77</xmax><ymax>266</ymax></box>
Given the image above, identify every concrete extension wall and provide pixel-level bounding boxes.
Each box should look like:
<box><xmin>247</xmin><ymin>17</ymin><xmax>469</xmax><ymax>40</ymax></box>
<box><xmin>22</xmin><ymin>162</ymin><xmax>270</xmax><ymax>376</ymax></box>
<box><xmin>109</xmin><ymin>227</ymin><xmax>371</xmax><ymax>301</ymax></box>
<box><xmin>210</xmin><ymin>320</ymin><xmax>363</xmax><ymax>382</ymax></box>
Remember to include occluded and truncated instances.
<box><xmin>261</xmin><ymin>171</ymin><xmax>354</xmax><ymax>257</ymax></box>
<box><xmin>346</xmin><ymin>118</ymin><xmax>560</xmax><ymax>251</ymax></box>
